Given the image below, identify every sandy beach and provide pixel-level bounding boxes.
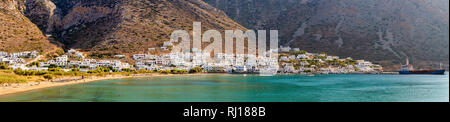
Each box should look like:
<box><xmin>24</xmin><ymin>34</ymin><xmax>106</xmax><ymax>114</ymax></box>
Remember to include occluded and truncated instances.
<box><xmin>0</xmin><ymin>73</ymin><xmax>210</xmax><ymax>97</ymax></box>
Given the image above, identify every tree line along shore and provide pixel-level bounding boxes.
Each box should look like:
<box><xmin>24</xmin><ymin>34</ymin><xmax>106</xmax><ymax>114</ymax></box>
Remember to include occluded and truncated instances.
<box><xmin>0</xmin><ymin>62</ymin><xmax>203</xmax><ymax>84</ymax></box>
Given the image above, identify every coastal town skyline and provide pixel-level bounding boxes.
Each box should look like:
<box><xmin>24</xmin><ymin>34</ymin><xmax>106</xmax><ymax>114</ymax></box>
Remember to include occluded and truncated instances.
<box><xmin>0</xmin><ymin>43</ymin><xmax>383</xmax><ymax>75</ymax></box>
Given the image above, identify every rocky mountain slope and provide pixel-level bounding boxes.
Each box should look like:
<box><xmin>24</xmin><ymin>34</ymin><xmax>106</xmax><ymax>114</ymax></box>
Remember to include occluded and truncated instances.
<box><xmin>0</xmin><ymin>0</ymin><xmax>60</xmax><ymax>53</ymax></box>
<box><xmin>2</xmin><ymin>0</ymin><xmax>448</xmax><ymax>70</ymax></box>
<box><xmin>205</xmin><ymin>0</ymin><xmax>449</xmax><ymax>70</ymax></box>
<box><xmin>22</xmin><ymin>0</ymin><xmax>245</xmax><ymax>57</ymax></box>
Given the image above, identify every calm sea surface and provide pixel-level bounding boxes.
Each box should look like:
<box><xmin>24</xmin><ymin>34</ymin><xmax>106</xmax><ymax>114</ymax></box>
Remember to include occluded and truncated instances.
<box><xmin>0</xmin><ymin>73</ymin><xmax>448</xmax><ymax>102</ymax></box>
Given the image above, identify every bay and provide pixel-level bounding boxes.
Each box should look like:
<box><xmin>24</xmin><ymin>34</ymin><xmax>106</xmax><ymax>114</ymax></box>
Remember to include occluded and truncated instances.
<box><xmin>0</xmin><ymin>73</ymin><xmax>448</xmax><ymax>102</ymax></box>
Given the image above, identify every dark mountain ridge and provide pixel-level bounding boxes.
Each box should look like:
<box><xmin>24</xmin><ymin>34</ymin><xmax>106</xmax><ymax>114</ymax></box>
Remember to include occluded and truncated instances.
<box><xmin>205</xmin><ymin>0</ymin><xmax>449</xmax><ymax>70</ymax></box>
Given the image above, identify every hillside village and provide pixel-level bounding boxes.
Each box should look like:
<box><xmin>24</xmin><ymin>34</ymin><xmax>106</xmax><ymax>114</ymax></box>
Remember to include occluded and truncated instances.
<box><xmin>1</xmin><ymin>41</ymin><xmax>383</xmax><ymax>76</ymax></box>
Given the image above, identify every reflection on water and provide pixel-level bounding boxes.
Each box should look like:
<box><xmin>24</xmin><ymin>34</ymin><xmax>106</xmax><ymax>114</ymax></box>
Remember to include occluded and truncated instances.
<box><xmin>0</xmin><ymin>73</ymin><xmax>448</xmax><ymax>102</ymax></box>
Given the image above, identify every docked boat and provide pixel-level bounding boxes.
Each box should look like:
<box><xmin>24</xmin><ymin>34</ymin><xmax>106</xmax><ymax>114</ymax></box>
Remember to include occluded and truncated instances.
<box><xmin>399</xmin><ymin>59</ymin><xmax>445</xmax><ymax>75</ymax></box>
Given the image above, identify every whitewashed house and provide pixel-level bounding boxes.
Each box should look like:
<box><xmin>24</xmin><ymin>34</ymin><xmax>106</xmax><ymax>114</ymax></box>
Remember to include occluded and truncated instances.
<box><xmin>214</xmin><ymin>53</ymin><xmax>225</xmax><ymax>63</ymax></box>
<box><xmin>319</xmin><ymin>53</ymin><xmax>327</xmax><ymax>57</ymax></box>
<box><xmin>282</xmin><ymin>63</ymin><xmax>296</xmax><ymax>73</ymax></box>
<box><xmin>235</xmin><ymin>54</ymin><xmax>246</xmax><ymax>66</ymax></box>
<box><xmin>133</xmin><ymin>54</ymin><xmax>146</xmax><ymax>60</ymax></box>
<box><xmin>10</xmin><ymin>52</ymin><xmax>24</xmax><ymax>58</ymax></box>
<box><xmin>163</xmin><ymin>41</ymin><xmax>173</xmax><ymax>47</ymax></box>
<box><xmin>0</xmin><ymin>57</ymin><xmax>9</xmax><ymax>63</ymax></box>
<box><xmin>355</xmin><ymin>60</ymin><xmax>374</xmax><ymax>72</ymax></box>
<box><xmin>0</xmin><ymin>52</ymin><xmax>7</xmax><ymax>57</ymax></box>
<box><xmin>112</xmin><ymin>61</ymin><xmax>130</xmax><ymax>71</ymax></box>
<box><xmin>326</xmin><ymin>56</ymin><xmax>339</xmax><ymax>61</ymax></box>
<box><xmin>300</xmin><ymin>61</ymin><xmax>309</xmax><ymax>66</ymax></box>
<box><xmin>145</xmin><ymin>60</ymin><xmax>157</xmax><ymax>66</ymax></box>
<box><xmin>28</xmin><ymin>67</ymin><xmax>48</xmax><ymax>71</ymax></box>
<box><xmin>297</xmin><ymin>54</ymin><xmax>310</xmax><ymax>59</ymax></box>
<box><xmin>9</xmin><ymin>57</ymin><xmax>25</xmax><ymax>64</ymax></box>
<box><xmin>233</xmin><ymin>66</ymin><xmax>247</xmax><ymax>72</ymax></box>
<box><xmin>30</xmin><ymin>51</ymin><xmax>39</xmax><ymax>58</ymax></box>
<box><xmin>314</xmin><ymin>59</ymin><xmax>325</xmax><ymax>63</ymax></box>
<box><xmin>89</xmin><ymin>64</ymin><xmax>97</xmax><ymax>70</ymax></box>
<box><xmin>68</xmin><ymin>49</ymin><xmax>77</xmax><ymax>54</ymax></box>
<box><xmin>114</xmin><ymin>55</ymin><xmax>126</xmax><ymax>59</ymax></box>
<box><xmin>223</xmin><ymin>54</ymin><xmax>235</xmax><ymax>66</ymax></box>
<box><xmin>145</xmin><ymin>65</ymin><xmax>159</xmax><ymax>71</ymax></box>
<box><xmin>75</xmin><ymin>52</ymin><xmax>85</xmax><ymax>59</ymax></box>
<box><xmin>279</xmin><ymin>46</ymin><xmax>291</xmax><ymax>53</ymax></box>
<box><xmin>39</xmin><ymin>62</ymin><xmax>50</xmax><ymax>67</ymax></box>
<box><xmin>56</xmin><ymin>55</ymin><xmax>68</xmax><ymax>62</ymax></box>
<box><xmin>288</xmin><ymin>55</ymin><xmax>296</xmax><ymax>60</ymax></box>
<box><xmin>96</xmin><ymin>60</ymin><xmax>112</xmax><ymax>67</ymax></box>
<box><xmin>280</xmin><ymin>56</ymin><xmax>289</xmax><ymax>61</ymax></box>
<box><xmin>246</xmin><ymin>55</ymin><xmax>257</xmax><ymax>67</ymax></box>
<box><xmin>145</xmin><ymin>54</ymin><xmax>158</xmax><ymax>60</ymax></box>
<box><xmin>162</xmin><ymin>59</ymin><xmax>171</xmax><ymax>66</ymax></box>
<box><xmin>83</xmin><ymin>59</ymin><xmax>96</xmax><ymax>63</ymax></box>
<box><xmin>69</xmin><ymin>61</ymin><xmax>81</xmax><ymax>66</ymax></box>
<box><xmin>10</xmin><ymin>64</ymin><xmax>27</xmax><ymax>70</ymax></box>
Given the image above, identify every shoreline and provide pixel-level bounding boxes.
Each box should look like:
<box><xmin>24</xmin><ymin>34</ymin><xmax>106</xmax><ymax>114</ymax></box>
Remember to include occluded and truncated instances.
<box><xmin>0</xmin><ymin>72</ymin><xmax>405</xmax><ymax>97</ymax></box>
<box><xmin>0</xmin><ymin>73</ymin><xmax>210</xmax><ymax>97</ymax></box>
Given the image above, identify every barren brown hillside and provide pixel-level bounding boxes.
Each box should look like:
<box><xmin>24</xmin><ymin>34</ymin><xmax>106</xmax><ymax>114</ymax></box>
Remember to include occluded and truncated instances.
<box><xmin>0</xmin><ymin>0</ymin><xmax>60</xmax><ymax>54</ymax></box>
<box><xmin>22</xmin><ymin>0</ymin><xmax>245</xmax><ymax>58</ymax></box>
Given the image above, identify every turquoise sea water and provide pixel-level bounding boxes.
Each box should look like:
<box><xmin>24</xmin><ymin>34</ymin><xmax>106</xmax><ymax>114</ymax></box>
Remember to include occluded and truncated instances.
<box><xmin>0</xmin><ymin>73</ymin><xmax>448</xmax><ymax>102</ymax></box>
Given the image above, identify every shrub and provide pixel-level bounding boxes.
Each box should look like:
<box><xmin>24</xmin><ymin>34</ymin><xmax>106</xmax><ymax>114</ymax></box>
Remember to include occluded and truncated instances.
<box><xmin>156</xmin><ymin>41</ymin><xmax>164</xmax><ymax>47</ymax></box>
<box><xmin>137</xmin><ymin>69</ymin><xmax>153</xmax><ymax>73</ymax></box>
<box><xmin>88</xmin><ymin>69</ymin><xmax>102</xmax><ymax>74</ymax></box>
<box><xmin>121</xmin><ymin>68</ymin><xmax>135</xmax><ymax>72</ymax></box>
<box><xmin>52</xmin><ymin>71</ymin><xmax>64</xmax><ymax>76</ymax></box>
<box><xmin>72</xmin><ymin>68</ymin><xmax>80</xmax><ymax>72</ymax></box>
<box><xmin>0</xmin><ymin>73</ymin><xmax>26</xmax><ymax>84</ymax></box>
<box><xmin>111</xmin><ymin>68</ymin><xmax>119</xmax><ymax>72</ymax></box>
<box><xmin>158</xmin><ymin>70</ymin><xmax>171</xmax><ymax>74</ymax></box>
<box><xmin>48</xmin><ymin>64</ymin><xmax>58</xmax><ymax>68</ymax></box>
<box><xmin>171</xmin><ymin>69</ymin><xmax>187</xmax><ymax>74</ymax></box>
<box><xmin>0</xmin><ymin>62</ymin><xmax>10</xmax><ymax>70</ymax></box>
<box><xmin>27</xmin><ymin>61</ymin><xmax>40</xmax><ymax>67</ymax></box>
<box><xmin>56</xmin><ymin>49</ymin><xmax>65</xmax><ymax>55</ymax></box>
<box><xmin>48</xmin><ymin>67</ymin><xmax>62</xmax><ymax>72</ymax></box>
<box><xmin>13</xmin><ymin>68</ymin><xmax>24</xmax><ymax>75</ymax></box>
<box><xmin>189</xmin><ymin>67</ymin><xmax>203</xmax><ymax>73</ymax></box>
<box><xmin>43</xmin><ymin>74</ymin><xmax>53</xmax><ymax>80</ymax></box>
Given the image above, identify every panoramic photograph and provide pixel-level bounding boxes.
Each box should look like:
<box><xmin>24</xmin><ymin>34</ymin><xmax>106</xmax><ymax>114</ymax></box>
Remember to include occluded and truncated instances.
<box><xmin>0</xmin><ymin>0</ymin><xmax>448</xmax><ymax>104</ymax></box>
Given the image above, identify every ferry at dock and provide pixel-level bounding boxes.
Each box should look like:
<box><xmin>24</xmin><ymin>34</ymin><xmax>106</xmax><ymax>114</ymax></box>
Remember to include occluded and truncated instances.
<box><xmin>399</xmin><ymin>59</ymin><xmax>445</xmax><ymax>75</ymax></box>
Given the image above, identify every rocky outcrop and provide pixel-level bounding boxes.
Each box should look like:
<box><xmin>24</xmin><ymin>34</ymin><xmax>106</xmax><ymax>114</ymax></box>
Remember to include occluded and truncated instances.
<box><xmin>24</xmin><ymin>0</ymin><xmax>57</xmax><ymax>33</ymax></box>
